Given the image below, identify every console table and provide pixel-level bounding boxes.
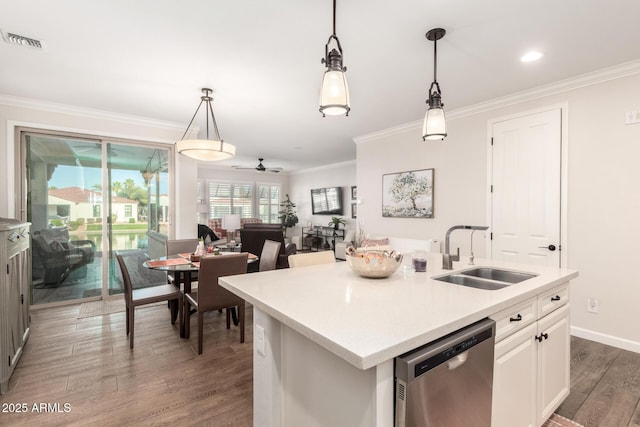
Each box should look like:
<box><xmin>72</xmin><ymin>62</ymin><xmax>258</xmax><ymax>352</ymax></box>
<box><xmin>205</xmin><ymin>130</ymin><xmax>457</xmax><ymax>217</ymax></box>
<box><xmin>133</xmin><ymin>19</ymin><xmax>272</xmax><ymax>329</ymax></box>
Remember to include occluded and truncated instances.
<box><xmin>301</xmin><ymin>227</ymin><xmax>345</xmax><ymax>252</ymax></box>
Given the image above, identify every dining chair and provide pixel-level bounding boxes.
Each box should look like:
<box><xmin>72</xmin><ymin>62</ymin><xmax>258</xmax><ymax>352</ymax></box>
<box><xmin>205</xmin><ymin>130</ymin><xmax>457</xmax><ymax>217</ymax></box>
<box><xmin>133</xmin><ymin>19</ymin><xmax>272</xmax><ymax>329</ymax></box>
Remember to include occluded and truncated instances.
<box><xmin>259</xmin><ymin>239</ymin><xmax>282</xmax><ymax>272</ymax></box>
<box><xmin>288</xmin><ymin>251</ymin><xmax>336</xmax><ymax>268</ymax></box>
<box><xmin>166</xmin><ymin>238</ymin><xmax>199</xmax><ymax>257</ymax></box>
<box><xmin>183</xmin><ymin>253</ymin><xmax>248</xmax><ymax>354</ymax></box>
<box><xmin>165</xmin><ymin>238</ymin><xmax>199</xmax><ymax>287</ymax></box>
<box><xmin>115</xmin><ymin>252</ymin><xmax>183</xmax><ymax>349</ymax></box>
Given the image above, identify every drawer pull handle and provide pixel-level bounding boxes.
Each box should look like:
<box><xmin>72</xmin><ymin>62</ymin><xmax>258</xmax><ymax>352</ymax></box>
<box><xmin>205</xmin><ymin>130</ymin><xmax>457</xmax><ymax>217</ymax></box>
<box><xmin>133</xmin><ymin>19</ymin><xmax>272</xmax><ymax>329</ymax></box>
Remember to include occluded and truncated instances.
<box><xmin>509</xmin><ymin>314</ymin><xmax>522</xmax><ymax>322</ymax></box>
<box><xmin>536</xmin><ymin>333</ymin><xmax>549</xmax><ymax>342</ymax></box>
<box><xmin>551</xmin><ymin>295</ymin><xmax>561</xmax><ymax>301</ymax></box>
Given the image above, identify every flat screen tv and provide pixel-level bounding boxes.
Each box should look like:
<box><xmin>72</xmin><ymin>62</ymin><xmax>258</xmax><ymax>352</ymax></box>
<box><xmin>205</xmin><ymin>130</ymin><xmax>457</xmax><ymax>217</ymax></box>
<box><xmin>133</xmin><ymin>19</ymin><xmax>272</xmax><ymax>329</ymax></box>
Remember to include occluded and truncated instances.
<box><xmin>311</xmin><ymin>187</ymin><xmax>343</xmax><ymax>215</ymax></box>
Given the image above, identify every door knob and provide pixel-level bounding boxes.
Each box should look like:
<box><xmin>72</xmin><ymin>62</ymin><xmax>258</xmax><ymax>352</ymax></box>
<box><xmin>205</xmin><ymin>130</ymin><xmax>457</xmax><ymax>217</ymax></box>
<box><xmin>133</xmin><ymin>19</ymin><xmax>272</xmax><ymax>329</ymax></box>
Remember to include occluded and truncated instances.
<box><xmin>538</xmin><ymin>244</ymin><xmax>557</xmax><ymax>251</ymax></box>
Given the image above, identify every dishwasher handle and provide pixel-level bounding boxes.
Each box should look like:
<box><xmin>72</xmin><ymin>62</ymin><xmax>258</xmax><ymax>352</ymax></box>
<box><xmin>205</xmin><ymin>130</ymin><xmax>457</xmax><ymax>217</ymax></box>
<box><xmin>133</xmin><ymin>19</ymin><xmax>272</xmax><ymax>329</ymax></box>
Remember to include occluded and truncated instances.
<box><xmin>447</xmin><ymin>351</ymin><xmax>468</xmax><ymax>370</ymax></box>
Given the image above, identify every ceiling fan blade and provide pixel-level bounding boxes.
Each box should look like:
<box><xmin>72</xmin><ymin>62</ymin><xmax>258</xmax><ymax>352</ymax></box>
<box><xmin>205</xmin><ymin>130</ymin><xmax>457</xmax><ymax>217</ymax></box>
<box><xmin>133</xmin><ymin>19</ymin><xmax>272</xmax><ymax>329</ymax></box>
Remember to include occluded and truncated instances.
<box><xmin>232</xmin><ymin>158</ymin><xmax>282</xmax><ymax>172</ymax></box>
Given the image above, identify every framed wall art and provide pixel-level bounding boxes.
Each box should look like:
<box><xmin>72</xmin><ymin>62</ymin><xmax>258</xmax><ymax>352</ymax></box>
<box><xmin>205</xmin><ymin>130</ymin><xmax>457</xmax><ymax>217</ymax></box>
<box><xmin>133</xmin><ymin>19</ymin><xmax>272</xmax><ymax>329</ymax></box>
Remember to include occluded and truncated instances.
<box><xmin>351</xmin><ymin>186</ymin><xmax>357</xmax><ymax>200</ymax></box>
<box><xmin>382</xmin><ymin>168</ymin><xmax>434</xmax><ymax>218</ymax></box>
<box><xmin>351</xmin><ymin>202</ymin><xmax>357</xmax><ymax>219</ymax></box>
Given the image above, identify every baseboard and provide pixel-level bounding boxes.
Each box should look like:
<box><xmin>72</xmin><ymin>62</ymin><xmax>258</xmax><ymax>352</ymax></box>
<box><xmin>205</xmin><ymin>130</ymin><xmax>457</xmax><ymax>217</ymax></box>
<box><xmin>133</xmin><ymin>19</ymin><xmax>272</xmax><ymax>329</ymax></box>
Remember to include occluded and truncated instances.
<box><xmin>571</xmin><ymin>326</ymin><xmax>640</xmax><ymax>354</ymax></box>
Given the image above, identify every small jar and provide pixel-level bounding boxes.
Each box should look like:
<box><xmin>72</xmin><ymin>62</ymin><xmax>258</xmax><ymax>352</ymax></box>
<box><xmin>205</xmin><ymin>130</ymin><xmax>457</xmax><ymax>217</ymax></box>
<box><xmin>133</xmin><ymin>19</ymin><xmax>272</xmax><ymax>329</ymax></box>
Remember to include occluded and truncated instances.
<box><xmin>412</xmin><ymin>250</ymin><xmax>427</xmax><ymax>272</ymax></box>
<box><xmin>401</xmin><ymin>254</ymin><xmax>415</xmax><ymax>273</ymax></box>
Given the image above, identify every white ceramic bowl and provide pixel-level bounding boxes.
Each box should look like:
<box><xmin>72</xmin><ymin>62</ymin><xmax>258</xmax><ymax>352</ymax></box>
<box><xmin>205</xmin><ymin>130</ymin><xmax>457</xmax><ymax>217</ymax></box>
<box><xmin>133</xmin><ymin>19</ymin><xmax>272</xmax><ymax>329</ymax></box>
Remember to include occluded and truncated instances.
<box><xmin>345</xmin><ymin>250</ymin><xmax>403</xmax><ymax>279</ymax></box>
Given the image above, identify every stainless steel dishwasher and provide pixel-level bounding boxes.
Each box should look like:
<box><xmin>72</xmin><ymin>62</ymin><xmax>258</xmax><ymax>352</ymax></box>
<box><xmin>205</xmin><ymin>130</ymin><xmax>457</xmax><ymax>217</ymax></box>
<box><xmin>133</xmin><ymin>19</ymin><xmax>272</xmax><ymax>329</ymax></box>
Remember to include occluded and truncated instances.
<box><xmin>395</xmin><ymin>318</ymin><xmax>496</xmax><ymax>427</ymax></box>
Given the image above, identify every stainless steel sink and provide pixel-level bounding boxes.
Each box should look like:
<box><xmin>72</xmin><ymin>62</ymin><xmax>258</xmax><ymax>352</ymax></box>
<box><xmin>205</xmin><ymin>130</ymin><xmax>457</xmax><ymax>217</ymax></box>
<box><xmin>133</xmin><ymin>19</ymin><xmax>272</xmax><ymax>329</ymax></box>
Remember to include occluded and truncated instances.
<box><xmin>434</xmin><ymin>274</ymin><xmax>509</xmax><ymax>290</ymax></box>
<box><xmin>460</xmin><ymin>267</ymin><xmax>537</xmax><ymax>284</ymax></box>
<box><xmin>433</xmin><ymin>267</ymin><xmax>538</xmax><ymax>290</ymax></box>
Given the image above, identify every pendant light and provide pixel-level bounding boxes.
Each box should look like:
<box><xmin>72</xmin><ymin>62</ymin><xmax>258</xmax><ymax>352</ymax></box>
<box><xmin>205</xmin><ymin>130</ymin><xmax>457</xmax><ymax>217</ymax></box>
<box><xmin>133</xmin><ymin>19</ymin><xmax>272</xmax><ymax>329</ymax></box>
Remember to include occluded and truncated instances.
<box><xmin>319</xmin><ymin>0</ymin><xmax>350</xmax><ymax>117</ymax></box>
<box><xmin>422</xmin><ymin>28</ymin><xmax>447</xmax><ymax>141</ymax></box>
<box><xmin>176</xmin><ymin>88</ymin><xmax>236</xmax><ymax>161</ymax></box>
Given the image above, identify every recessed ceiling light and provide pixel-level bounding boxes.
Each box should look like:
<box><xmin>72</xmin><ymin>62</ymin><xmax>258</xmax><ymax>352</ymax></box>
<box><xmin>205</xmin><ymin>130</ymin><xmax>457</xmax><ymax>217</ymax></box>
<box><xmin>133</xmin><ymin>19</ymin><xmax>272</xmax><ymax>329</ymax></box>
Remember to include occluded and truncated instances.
<box><xmin>521</xmin><ymin>51</ymin><xmax>543</xmax><ymax>62</ymax></box>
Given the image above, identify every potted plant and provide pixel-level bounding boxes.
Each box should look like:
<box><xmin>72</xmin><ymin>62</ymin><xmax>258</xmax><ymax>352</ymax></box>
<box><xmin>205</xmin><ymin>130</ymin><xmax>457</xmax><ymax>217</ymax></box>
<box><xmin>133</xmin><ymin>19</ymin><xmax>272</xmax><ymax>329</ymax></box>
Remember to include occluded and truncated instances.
<box><xmin>279</xmin><ymin>194</ymin><xmax>299</xmax><ymax>238</ymax></box>
<box><xmin>328</xmin><ymin>216</ymin><xmax>346</xmax><ymax>230</ymax></box>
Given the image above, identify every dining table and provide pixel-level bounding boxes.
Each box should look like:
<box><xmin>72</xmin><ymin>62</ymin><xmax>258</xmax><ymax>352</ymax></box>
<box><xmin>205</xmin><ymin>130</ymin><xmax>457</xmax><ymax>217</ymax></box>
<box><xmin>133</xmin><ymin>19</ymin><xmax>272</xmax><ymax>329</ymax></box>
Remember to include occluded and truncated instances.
<box><xmin>143</xmin><ymin>251</ymin><xmax>258</xmax><ymax>337</ymax></box>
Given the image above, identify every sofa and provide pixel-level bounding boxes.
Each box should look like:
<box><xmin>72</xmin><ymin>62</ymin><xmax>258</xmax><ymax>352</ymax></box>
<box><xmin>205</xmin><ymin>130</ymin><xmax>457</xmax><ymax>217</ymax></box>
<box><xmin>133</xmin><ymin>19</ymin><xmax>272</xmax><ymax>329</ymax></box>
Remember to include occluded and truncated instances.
<box><xmin>335</xmin><ymin>234</ymin><xmax>441</xmax><ymax>260</ymax></box>
<box><xmin>32</xmin><ymin>228</ymin><xmax>96</xmax><ymax>285</ymax></box>
<box><xmin>239</xmin><ymin>224</ymin><xmax>297</xmax><ymax>272</ymax></box>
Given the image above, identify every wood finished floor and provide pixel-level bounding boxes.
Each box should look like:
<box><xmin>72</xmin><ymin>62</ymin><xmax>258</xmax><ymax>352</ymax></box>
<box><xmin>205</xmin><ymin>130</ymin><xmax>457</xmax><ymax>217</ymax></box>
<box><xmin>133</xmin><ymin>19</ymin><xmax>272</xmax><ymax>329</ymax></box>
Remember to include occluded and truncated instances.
<box><xmin>0</xmin><ymin>303</ymin><xmax>253</xmax><ymax>426</ymax></box>
<box><xmin>556</xmin><ymin>336</ymin><xmax>640</xmax><ymax>427</ymax></box>
<box><xmin>3</xmin><ymin>306</ymin><xmax>640</xmax><ymax>427</ymax></box>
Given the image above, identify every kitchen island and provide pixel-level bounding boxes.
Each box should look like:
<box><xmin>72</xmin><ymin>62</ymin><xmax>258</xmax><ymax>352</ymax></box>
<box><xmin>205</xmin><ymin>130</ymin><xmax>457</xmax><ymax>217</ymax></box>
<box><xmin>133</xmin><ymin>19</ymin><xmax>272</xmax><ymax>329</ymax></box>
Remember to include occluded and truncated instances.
<box><xmin>219</xmin><ymin>257</ymin><xmax>578</xmax><ymax>427</ymax></box>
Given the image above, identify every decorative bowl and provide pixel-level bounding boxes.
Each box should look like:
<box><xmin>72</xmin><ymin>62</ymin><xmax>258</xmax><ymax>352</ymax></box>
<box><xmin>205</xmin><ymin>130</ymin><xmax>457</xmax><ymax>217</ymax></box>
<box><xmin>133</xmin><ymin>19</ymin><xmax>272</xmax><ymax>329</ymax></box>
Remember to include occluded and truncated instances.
<box><xmin>345</xmin><ymin>248</ymin><xmax>403</xmax><ymax>279</ymax></box>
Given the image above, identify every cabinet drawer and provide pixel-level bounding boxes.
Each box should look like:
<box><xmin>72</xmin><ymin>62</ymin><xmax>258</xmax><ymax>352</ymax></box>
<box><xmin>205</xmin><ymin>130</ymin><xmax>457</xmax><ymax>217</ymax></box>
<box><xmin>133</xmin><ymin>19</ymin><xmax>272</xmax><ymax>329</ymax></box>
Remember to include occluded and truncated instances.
<box><xmin>490</xmin><ymin>297</ymin><xmax>537</xmax><ymax>342</ymax></box>
<box><xmin>7</xmin><ymin>228</ymin><xmax>29</xmax><ymax>257</ymax></box>
<box><xmin>538</xmin><ymin>283</ymin><xmax>569</xmax><ymax>318</ymax></box>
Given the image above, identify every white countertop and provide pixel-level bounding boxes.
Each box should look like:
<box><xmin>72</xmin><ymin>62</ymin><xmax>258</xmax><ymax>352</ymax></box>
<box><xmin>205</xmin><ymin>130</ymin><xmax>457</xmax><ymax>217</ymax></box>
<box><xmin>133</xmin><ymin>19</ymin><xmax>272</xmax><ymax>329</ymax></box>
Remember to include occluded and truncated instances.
<box><xmin>219</xmin><ymin>256</ymin><xmax>578</xmax><ymax>370</ymax></box>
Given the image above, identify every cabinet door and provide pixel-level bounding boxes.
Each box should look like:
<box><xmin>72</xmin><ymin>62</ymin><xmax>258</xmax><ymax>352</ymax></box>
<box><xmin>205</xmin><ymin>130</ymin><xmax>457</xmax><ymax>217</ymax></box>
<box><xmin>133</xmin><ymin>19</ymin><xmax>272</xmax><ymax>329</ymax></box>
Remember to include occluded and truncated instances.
<box><xmin>492</xmin><ymin>323</ymin><xmax>537</xmax><ymax>427</ymax></box>
<box><xmin>7</xmin><ymin>252</ymin><xmax>24</xmax><ymax>365</ymax></box>
<box><xmin>537</xmin><ymin>303</ymin><xmax>570</xmax><ymax>426</ymax></box>
<box><xmin>19</xmin><ymin>248</ymin><xmax>30</xmax><ymax>335</ymax></box>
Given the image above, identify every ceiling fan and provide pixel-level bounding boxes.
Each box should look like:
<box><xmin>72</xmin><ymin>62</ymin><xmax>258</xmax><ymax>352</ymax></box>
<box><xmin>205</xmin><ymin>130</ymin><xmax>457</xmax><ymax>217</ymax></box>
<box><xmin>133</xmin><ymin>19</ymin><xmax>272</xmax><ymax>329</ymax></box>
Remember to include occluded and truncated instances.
<box><xmin>233</xmin><ymin>158</ymin><xmax>282</xmax><ymax>173</ymax></box>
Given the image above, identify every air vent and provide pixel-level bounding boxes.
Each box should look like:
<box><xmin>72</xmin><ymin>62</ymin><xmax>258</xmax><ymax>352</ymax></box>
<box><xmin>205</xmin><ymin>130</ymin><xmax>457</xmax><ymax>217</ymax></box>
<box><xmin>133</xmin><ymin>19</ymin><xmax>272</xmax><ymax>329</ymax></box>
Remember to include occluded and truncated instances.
<box><xmin>2</xmin><ymin>30</ymin><xmax>45</xmax><ymax>50</ymax></box>
<box><xmin>397</xmin><ymin>381</ymin><xmax>406</xmax><ymax>401</ymax></box>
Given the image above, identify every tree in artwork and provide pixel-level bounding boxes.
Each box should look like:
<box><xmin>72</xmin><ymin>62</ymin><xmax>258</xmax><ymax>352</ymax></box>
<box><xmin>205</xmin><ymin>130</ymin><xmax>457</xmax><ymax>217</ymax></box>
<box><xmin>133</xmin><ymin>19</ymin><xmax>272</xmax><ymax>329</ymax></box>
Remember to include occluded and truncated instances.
<box><xmin>382</xmin><ymin>169</ymin><xmax>434</xmax><ymax>218</ymax></box>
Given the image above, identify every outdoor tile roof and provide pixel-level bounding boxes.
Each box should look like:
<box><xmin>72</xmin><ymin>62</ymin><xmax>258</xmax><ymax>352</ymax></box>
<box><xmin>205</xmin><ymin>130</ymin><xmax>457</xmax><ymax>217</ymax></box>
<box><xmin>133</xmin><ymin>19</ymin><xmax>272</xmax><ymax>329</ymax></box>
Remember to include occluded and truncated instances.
<box><xmin>48</xmin><ymin>187</ymin><xmax>137</xmax><ymax>204</ymax></box>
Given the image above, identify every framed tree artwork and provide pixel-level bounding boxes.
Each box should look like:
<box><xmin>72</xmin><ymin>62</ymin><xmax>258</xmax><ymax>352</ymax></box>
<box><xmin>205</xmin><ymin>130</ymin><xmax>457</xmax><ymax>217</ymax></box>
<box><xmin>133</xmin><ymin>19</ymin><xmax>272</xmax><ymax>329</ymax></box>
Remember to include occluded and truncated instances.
<box><xmin>382</xmin><ymin>168</ymin><xmax>434</xmax><ymax>218</ymax></box>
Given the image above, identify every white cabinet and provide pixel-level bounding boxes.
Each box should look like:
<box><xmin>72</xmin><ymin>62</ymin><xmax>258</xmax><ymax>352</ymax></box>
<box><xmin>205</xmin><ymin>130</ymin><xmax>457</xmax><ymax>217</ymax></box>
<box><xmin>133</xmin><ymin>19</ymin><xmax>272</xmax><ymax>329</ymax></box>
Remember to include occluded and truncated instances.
<box><xmin>493</xmin><ymin>323</ymin><xmax>538</xmax><ymax>427</ymax></box>
<box><xmin>491</xmin><ymin>283</ymin><xmax>570</xmax><ymax>427</ymax></box>
<box><xmin>0</xmin><ymin>220</ymin><xmax>31</xmax><ymax>394</ymax></box>
<box><xmin>537</xmin><ymin>303</ymin><xmax>570</xmax><ymax>425</ymax></box>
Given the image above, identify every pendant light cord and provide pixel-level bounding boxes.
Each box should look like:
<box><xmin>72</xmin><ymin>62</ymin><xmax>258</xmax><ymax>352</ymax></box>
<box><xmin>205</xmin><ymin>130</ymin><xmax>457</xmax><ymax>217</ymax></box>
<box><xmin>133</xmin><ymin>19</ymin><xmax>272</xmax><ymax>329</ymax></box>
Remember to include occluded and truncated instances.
<box><xmin>332</xmin><ymin>0</ymin><xmax>337</xmax><ymax>37</ymax></box>
<box><xmin>433</xmin><ymin>37</ymin><xmax>438</xmax><ymax>84</ymax></box>
<box><xmin>180</xmin><ymin>88</ymin><xmax>222</xmax><ymax>142</ymax></box>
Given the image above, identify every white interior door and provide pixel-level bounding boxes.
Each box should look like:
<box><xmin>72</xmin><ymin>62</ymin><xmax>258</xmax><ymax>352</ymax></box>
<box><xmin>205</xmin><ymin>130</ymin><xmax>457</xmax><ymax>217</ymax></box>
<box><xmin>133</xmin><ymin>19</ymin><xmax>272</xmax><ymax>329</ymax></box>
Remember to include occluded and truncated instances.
<box><xmin>491</xmin><ymin>108</ymin><xmax>561</xmax><ymax>267</ymax></box>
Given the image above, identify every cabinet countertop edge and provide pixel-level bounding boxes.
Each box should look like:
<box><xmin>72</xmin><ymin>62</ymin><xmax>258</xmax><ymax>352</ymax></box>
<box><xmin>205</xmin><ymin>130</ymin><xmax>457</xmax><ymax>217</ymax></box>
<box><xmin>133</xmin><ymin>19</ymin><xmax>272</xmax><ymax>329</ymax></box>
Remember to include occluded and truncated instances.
<box><xmin>220</xmin><ymin>258</ymin><xmax>578</xmax><ymax>370</ymax></box>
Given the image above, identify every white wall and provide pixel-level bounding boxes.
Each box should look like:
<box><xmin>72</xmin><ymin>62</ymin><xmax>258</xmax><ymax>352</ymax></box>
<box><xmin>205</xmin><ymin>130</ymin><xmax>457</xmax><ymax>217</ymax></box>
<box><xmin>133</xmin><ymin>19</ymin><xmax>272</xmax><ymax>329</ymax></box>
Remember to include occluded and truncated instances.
<box><xmin>355</xmin><ymin>70</ymin><xmax>640</xmax><ymax>352</ymax></box>
<box><xmin>288</xmin><ymin>161</ymin><xmax>356</xmax><ymax>238</ymax></box>
<box><xmin>356</xmin><ymin>116</ymin><xmax>489</xmax><ymax>254</ymax></box>
<box><xmin>0</xmin><ymin>95</ymin><xmax>195</xmax><ymax>239</ymax></box>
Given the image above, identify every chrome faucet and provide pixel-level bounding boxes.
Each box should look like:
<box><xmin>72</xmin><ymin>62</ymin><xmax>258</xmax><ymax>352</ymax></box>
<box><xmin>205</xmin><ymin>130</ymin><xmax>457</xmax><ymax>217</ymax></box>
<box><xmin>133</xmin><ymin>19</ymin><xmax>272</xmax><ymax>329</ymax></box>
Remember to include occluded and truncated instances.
<box><xmin>468</xmin><ymin>230</ymin><xmax>478</xmax><ymax>265</ymax></box>
<box><xmin>443</xmin><ymin>225</ymin><xmax>490</xmax><ymax>269</ymax></box>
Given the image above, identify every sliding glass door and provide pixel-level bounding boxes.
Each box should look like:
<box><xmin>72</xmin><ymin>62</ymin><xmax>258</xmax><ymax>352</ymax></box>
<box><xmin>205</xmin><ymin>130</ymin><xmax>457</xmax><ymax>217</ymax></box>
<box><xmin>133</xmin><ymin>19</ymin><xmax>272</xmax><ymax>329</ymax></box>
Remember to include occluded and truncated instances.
<box><xmin>105</xmin><ymin>142</ymin><xmax>169</xmax><ymax>296</ymax></box>
<box><xmin>22</xmin><ymin>130</ymin><xmax>171</xmax><ymax>306</ymax></box>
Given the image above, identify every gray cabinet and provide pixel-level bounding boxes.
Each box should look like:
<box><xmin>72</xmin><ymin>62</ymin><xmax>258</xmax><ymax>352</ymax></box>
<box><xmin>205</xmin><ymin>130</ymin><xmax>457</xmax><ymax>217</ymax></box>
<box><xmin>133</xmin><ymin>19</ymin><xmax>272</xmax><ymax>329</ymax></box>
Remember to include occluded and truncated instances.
<box><xmin>0</xmin><ymin>219</ymin><xmax>31</xmax><ymax>394</ymax></box>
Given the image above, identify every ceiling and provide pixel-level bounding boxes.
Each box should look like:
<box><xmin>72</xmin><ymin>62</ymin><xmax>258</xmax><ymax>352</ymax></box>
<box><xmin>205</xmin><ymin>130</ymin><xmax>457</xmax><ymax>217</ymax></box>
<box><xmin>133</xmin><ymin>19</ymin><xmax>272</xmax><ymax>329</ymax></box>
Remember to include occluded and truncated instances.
<box><xmin>2</xmin><ymin>0</ymin><xmax>640</xmax><ymax>172</ymax></box>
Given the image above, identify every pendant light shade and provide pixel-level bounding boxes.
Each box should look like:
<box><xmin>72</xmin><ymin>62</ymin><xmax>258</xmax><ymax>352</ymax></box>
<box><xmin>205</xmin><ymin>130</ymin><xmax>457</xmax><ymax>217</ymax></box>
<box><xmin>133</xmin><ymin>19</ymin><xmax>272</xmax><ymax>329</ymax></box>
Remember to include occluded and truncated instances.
<box><xmin>176</xmin><ymin>88</ymin><xmax>236</xmax><ymax>161</ymax></box>
<box><xmin>319</xmin><ymin>0</ymin><xmax>350</xmax><ymax>117</ymax></box>
<box><xmin>422</xmin><ymin>28</ymin><xmax>447</xmax><ymax>141</ymax></box>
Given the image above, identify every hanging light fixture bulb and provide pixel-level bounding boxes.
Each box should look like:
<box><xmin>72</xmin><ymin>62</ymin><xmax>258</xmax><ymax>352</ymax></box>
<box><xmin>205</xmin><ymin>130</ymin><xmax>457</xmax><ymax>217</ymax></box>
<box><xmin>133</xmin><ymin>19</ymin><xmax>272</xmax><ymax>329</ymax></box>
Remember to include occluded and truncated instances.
<box><xmin>319</xmin><ymin>0</ymin><xmax>350</xmax><ymax>117</ymax></box>
<box><xmin>176</xmin><ymin>88</ymin><xmax>236</xmax><ymax>161</ymax></box>
<box><xmin>422</xmin><ymin>28</ymin><xmax>447</xmax><ymax>141</ymax></box>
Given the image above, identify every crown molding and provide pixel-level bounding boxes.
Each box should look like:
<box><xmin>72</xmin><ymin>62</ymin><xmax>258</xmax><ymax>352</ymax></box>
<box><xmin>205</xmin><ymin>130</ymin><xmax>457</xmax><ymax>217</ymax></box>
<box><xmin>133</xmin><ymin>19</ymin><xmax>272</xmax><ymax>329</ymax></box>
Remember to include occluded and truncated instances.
<box><xmin>0</xmin><ymin>93</ymin><xmax>188</xmax><ymax>133</ymax></box>
<box><xmin>289</xmin><ymin>159</ymin><xmax>356</xmax><ymax>175</ymax></box>
<box><xmin>353</xmin><ymin>120</ymin><xmax>421</xmax><ymax>145</ymax></box>
<box><xmin>354</xmin><ymin>59</ymin><xmax>640</xmax><ymax>144</ymax></box>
